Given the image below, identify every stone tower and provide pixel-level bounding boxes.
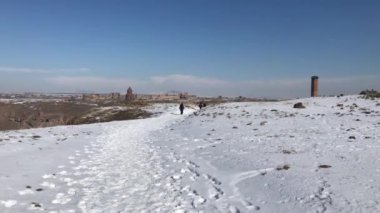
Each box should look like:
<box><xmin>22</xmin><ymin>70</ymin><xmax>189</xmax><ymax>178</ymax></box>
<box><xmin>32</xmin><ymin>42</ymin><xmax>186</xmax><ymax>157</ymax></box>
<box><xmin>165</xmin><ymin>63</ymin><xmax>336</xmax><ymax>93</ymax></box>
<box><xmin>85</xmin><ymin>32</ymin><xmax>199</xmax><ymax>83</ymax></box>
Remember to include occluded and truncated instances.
<box><xmin>311</xmin><ymin>76</ymin><xmax>319</xmax><ymax>97</ymax></box>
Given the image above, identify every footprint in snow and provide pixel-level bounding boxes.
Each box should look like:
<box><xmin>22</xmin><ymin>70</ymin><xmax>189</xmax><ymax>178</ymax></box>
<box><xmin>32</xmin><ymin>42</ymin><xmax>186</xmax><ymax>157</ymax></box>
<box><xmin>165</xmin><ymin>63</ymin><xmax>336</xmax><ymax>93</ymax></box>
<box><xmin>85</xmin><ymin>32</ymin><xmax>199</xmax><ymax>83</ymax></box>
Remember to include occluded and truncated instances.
<box><xmin>29</xmin><ymin>202</ymin><xmax>42</xmax><ymax>209</ymax></box>
<box><xmin>208</xmin><ymin>186</ymin><xmax>223</xmax><ymax>200</ymax></box>
<box><xmin>0</xmin><ymin>200</ymin><xmax>18</xmax><ymax>208</ymax></box>
<box><xmin>42</xmin><ymin>174</ymin><xmax>56</xmax><ymax>179</ymax></box>
<box><xmin>52</xmin><ymin>193</ymin><xmax>71</xmax><ymax>205</ymax></box>
<box><xmin>67</xmin><ymin>188</ymin><xmax>77</xmax><ymax>196</ymax></box>
<box><xmin>170</xmin><ymin>174</ymin><xmax>182</xmax><ymax>181</ymax></box>
<box><xmin>192</xmin><ymin>196</ymin><xmax>207</xmax><ymax>207</ymax></box>
<box><xmin>58</xmin><ymin>170</ymin><xmax>68</xmax><ymax>175</ymax></box>
<box><xmin>41</xmin><ymin>181</ymin><xmax>56</xmax><ymax>189</ymax></box>
<box><xmin>61</xmin><ymin>177</ymin><xmax>74</xmax><ymax>184</ymax></box>
<box><xmin>18</xmin><ymin>189</ymin><xmax>34</xmax><ymax>195</ymax></box>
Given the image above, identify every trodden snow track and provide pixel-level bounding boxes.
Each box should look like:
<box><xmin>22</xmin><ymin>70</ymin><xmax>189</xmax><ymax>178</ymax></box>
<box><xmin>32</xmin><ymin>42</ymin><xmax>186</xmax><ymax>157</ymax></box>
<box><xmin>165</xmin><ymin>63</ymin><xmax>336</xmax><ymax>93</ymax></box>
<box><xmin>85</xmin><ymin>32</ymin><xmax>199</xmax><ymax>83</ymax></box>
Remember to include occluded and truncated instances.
<box><xmin>0</xmin><ymin>107</ymin><xmax>204</xmax><ymax>212</ymax></box>
<box><xmin>49</xmin><ymin>110</ymin><xmax>196</xmax><ymax>212</ymax></box>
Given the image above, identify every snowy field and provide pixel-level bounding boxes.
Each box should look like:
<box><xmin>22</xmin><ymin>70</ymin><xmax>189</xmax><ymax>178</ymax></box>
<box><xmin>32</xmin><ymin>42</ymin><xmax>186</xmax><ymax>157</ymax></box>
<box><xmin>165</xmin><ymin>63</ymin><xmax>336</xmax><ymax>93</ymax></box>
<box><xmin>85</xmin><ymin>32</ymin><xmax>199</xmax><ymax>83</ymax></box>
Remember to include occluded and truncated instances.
<box><xmin>0</xmin><ymin>96</ymin><xmax>379</xmax><ymax>212</ymax></box>
<box><xmin>0</xmin><ymin>99</ymin><xmax>65</xmax><ymax>104</ymax></box>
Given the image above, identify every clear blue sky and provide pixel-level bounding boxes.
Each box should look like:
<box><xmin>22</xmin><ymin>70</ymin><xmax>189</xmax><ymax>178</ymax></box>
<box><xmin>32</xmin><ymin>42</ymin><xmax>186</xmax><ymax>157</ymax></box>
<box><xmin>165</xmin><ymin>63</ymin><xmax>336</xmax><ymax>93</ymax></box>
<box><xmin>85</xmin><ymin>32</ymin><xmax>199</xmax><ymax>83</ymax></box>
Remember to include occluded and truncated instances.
<box><xmin>0</xmin><ymin>0</ymin><xmax>379</xmax><ymax>97</ymax></box>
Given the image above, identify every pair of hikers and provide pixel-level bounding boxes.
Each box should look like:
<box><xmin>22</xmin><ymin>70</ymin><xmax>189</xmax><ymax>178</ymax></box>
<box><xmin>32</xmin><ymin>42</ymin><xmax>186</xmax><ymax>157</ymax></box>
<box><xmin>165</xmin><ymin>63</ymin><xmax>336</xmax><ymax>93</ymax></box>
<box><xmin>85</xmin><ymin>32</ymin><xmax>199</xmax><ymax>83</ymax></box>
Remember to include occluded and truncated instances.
<box><xmin>179</xmin><ymin>101</ymin><xmax>207</xmax><ymax>114</ymax></box>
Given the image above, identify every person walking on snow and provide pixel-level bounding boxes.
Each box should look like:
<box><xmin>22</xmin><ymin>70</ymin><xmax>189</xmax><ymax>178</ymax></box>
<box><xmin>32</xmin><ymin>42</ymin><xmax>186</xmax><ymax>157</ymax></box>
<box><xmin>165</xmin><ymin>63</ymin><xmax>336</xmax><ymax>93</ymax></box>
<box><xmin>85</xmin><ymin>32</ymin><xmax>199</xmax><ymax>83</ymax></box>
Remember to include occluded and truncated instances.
<box><xmin>179</xmin><ymin>102</ymin><xmax>185</xmax><ymax>115</ymax></box>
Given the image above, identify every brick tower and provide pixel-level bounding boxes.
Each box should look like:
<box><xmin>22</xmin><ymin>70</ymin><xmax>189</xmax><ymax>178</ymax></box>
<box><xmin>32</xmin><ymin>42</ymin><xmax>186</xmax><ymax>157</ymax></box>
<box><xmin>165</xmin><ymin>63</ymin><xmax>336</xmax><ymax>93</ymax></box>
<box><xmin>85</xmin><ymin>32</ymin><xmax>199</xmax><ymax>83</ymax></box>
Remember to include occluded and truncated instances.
<box><xmin>311</xmin><ymin>76</ymin><xmax>319</xmax><ymax>97</ymax></box>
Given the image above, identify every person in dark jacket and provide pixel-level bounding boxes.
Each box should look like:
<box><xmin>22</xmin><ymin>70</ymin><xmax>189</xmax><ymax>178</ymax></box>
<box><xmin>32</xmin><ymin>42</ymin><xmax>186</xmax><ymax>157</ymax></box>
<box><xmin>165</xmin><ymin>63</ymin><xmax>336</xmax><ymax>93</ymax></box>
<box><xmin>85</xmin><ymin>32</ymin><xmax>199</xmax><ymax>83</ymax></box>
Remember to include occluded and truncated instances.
<box><xmin>179</xmin><ymin>102</ymin><xmax>185</xmax><ymax>115</ymax></box>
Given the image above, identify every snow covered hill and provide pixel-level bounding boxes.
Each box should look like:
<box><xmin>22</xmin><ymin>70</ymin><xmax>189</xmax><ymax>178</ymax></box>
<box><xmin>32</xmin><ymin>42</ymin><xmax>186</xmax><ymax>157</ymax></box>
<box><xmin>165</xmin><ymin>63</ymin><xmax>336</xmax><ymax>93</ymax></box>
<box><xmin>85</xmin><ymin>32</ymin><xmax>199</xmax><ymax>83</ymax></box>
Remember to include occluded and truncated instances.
<box><xmin>0</xmin><ymin>96</ymin><xmax>379</xmax><ymax>212</ymax></box>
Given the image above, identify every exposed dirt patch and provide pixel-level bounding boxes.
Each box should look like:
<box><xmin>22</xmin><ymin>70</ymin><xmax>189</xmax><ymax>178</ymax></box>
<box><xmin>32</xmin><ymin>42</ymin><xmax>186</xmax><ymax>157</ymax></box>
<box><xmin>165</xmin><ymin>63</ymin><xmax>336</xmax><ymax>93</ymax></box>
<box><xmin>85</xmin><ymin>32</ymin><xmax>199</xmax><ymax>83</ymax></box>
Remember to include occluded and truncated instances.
<box><xmin>69</xmin><ymin>108</ymin><xmax>152</xmax><ymax>125</ymax></box>
<box><xmin>0</xmin><ymin>102</ymin><xmax>152</xmax><ymax>131</ymax></box>
<box><xmin>276</xmin><ymin>164</ymin><xmax>290</xmax><ymax>171</ymax></box>
<box><xmin>318</xmin><ymin>165</ymin><xmax>332</xmax><ymax>169</ymax></box>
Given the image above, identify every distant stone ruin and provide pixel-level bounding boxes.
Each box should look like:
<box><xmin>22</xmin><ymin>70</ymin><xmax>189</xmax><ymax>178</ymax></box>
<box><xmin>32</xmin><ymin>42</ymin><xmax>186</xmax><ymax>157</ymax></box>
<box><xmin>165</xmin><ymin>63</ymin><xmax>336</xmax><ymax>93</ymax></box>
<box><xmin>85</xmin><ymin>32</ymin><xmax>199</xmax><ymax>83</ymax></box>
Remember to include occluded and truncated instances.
<box><xmin>82</xmin><ymin>94</ymin><xmax>103</xmax><ymax>102</ymax></box>
<box><xmin>111</xmin><ymin>92</ymin><xmax>121</xmax><ymax>100</ymax></box>
<box><xmin>179</xmin><ymin>92</ymin><xmax>189</xmax><ymax>99</ymax></box>
<box><xmin>82</xmin><ymin>93</ymin><xmax>121</xmax><ymax>102</ymax></box>
<box><xmin>125</xmin><ymin>86</ymin><xmax>136</xmax><ymax>102</ymax></box>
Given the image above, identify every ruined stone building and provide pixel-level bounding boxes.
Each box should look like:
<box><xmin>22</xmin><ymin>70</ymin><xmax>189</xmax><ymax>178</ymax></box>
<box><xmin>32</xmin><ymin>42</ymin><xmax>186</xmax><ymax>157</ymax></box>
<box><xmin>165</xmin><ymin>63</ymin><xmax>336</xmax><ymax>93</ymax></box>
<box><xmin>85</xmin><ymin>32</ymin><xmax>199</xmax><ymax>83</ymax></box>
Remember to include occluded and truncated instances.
<box><xmin>179</xmin><ymin>92</ymin><xmax>188</xmax><ymax>99</ymax></box>
<box><xmin>125</xmin><ymin>87</ymin><xmax>135</xmax><ymax>101</ymax></box>
<box><xmin>110</xmin><ymin>92</ymin><xmax>121</xmax><ymax>100</ymax></box>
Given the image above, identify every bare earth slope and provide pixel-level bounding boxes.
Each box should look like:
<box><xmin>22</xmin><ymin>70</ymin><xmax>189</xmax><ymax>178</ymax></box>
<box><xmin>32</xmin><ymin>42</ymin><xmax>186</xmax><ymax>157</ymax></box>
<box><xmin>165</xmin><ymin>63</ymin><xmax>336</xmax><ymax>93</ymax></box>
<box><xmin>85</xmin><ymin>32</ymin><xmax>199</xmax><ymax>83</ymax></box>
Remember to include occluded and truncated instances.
<box><xmin>0</xmin><ymin>102</ymin><xmax>151</xmax><ymax>131</ymax></box>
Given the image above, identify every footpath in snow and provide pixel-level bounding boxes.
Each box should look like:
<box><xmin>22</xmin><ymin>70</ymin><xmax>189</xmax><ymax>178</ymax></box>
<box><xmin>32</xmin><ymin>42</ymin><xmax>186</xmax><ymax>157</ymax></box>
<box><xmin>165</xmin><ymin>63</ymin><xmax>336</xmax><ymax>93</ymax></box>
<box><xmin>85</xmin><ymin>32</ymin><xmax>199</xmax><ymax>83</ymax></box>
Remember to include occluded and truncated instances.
<box><xmin>0</xmin><ymin>104</ymin><xmax>198</xmax><ymax>212</ymax></box>
<box><xmin>1</xmin><ymin>96</ymin><xmax>380</xmax><ymax>212</ymax></box>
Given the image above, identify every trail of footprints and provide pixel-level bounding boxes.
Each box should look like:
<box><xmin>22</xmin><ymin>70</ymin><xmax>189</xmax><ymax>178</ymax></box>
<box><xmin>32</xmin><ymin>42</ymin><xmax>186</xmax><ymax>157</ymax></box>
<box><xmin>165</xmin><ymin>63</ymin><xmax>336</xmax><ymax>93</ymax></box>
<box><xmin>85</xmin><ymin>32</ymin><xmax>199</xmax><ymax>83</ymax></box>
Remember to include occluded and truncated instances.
<box><xmin>22</xmin><ymin>126</ymin><xmax>195</xmax><ymax>212</ymax></box>
<box><xmin>15</xmin><ymin>129</ymin><xmax>255</xmax><ymax>211</ymax></box>
<box><xmin>167</xmin><ymin>147</ymin><xmax>271</xmax><ymax>212</ymax></box>
<box><xmin>166</xmin><ymin>152</ymin><xmax>242</xmax><ymax>211</ymax></box>
<box><xmin>14</xmin><ymin>143</ymin><xmax>99</xmax><ymax>212</ymax></box>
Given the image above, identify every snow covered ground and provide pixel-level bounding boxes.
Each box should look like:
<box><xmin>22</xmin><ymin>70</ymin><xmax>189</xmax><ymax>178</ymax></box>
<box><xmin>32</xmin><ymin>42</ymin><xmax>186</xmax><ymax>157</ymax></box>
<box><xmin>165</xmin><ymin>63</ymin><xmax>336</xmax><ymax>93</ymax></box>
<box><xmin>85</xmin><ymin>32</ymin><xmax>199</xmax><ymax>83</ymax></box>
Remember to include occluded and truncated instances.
<box><xmin>0</xmin><ymin>98</ymin><xmax>65</xmax><ymax>104</ymax></box>
<box><xmin>0</xmin><ymin>96</ymin><xmax>379</xmax><ymax>212</ymax></box>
